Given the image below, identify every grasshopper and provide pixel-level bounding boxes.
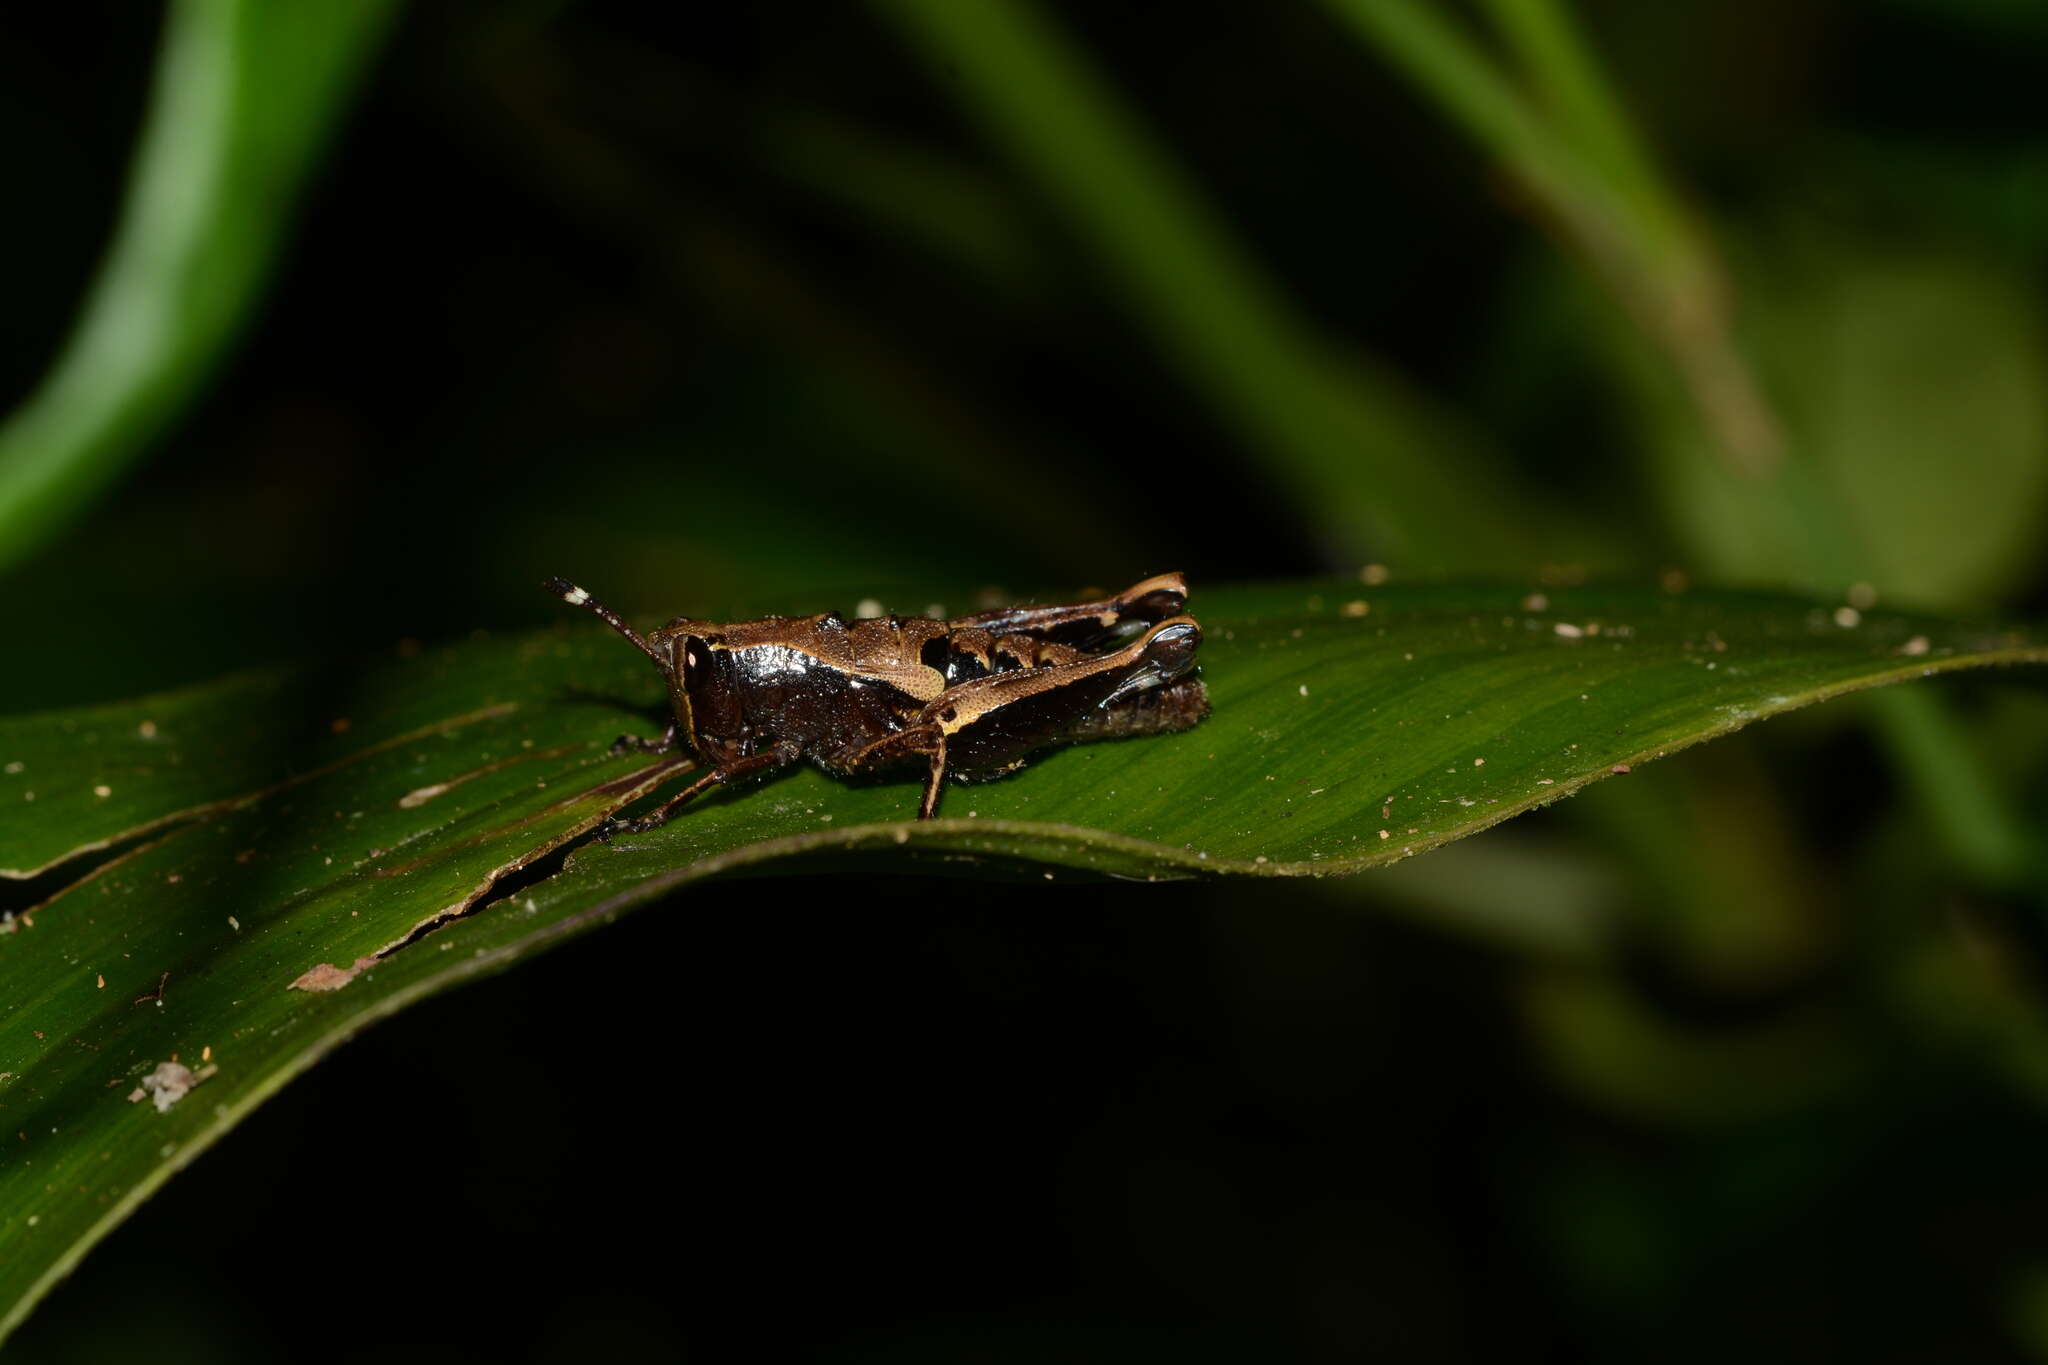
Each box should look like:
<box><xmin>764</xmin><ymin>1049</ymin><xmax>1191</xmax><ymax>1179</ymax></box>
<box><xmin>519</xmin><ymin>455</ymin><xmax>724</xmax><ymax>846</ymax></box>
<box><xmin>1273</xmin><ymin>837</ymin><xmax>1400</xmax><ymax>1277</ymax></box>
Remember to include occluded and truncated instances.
<box><xmin>546</xmin><ymin>574</ymin><xmax>1208</xmax><ymax>832</ymax></box>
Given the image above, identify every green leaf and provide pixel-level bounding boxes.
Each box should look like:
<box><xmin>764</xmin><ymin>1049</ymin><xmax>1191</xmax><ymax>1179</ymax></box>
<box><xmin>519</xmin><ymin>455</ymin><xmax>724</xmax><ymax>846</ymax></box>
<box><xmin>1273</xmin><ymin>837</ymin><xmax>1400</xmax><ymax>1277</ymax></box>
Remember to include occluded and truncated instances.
<box><xmin>0</xmin><ymin>0</ymin><xmax>398</xmax><ymax>573</ymax></box>
<box><xmin>2</xmin><ymin>579</ymin><xmax>2044</xmax><ymax>1340</ymax></box>
<box><xmin>1653</xmin><ymin>236</ymin><xmax>2048</xmax><ymax>605</ymax></box>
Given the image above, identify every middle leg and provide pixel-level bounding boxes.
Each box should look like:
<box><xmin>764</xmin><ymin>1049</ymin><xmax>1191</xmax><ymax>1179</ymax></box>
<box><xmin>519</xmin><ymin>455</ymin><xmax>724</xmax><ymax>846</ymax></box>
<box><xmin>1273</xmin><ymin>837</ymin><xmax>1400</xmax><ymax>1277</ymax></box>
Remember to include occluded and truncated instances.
<box><xmin>917</xmin><ymin>732</ymin><xmax>948</xmax><ymax>820</ymax></box>
<box><xmin>837</xmin><ymin>724</ymin><xmax>950</xmax><ymax>820</ymax></box>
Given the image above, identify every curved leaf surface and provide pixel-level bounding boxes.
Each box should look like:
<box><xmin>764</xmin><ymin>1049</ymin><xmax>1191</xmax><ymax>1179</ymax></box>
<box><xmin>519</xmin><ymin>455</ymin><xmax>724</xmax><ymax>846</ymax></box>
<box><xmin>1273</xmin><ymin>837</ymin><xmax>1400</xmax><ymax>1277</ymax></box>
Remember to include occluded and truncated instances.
<box><xmin>2</xmin><ymin>580</ymin><xmax>2045</xmax><ymax>1340</ymax></box>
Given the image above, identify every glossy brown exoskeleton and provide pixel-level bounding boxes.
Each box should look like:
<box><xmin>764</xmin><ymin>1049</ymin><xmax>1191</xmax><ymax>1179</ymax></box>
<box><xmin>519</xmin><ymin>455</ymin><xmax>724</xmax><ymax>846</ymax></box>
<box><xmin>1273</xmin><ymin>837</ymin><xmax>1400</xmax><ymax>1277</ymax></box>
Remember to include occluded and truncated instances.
<box><xmin>545</xmin><ymin>573</ymin><xmax>1209</xmax><ymax>832</ymax></box>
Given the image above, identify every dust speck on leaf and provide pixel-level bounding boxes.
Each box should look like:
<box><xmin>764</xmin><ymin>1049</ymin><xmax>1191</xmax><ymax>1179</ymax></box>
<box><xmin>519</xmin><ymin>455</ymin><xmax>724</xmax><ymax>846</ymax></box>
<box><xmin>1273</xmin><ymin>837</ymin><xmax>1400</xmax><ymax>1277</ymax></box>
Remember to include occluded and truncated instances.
<box><xmin>290</xmin><ymin>956</ymin><xmax>378</xmax><ymax>992</ymax></box>
<box><xmin>126</xmin><ymin>1061</ymin><xmax>218</xmax><ymax>1114</ymax></box>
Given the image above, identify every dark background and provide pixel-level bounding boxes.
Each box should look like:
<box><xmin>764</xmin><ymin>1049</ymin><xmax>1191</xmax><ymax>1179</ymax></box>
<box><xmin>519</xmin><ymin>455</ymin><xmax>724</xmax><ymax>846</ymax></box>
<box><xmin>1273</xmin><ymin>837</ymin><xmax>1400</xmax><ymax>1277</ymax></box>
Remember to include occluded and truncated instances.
<box><xmin>6</xmin><ymin>1</ymin><xmax>2048</xmax><ymax>1359</ymax></box>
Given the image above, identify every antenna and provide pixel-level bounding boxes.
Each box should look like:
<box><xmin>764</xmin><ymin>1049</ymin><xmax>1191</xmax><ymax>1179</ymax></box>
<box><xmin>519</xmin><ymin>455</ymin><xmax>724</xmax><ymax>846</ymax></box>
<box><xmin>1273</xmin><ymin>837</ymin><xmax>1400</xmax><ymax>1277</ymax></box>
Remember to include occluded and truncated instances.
<box><xmin>543</xmin><ymin>576</ymin><xmax>671</xmax><ymax>671</ymax></box>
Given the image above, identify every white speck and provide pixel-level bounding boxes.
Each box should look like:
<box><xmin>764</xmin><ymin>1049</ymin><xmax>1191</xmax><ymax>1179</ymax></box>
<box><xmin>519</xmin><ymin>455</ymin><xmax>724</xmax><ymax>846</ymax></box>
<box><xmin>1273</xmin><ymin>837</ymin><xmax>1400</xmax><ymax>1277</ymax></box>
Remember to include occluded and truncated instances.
<box><xmin>1255</xmin><ymin>855</ymin><xmax>1269</xmax><ymax>865</ymax></box>
<box><xmin>138</xmin><ymin>721</ymin><xmax>158</xmax><ymax>739</ymax></box>
<box><xmin>1833</xmin><ymin>606</ymin><xmax>1861</xmax><ymax>628</ymax></box>
<box><xmin>1298</xmin><ymin>684</ymin><xmax>1309</xmax><ymax>697</ymax></box>
<box><xmin>228</xmin><ymin>916</ymin><xmax>240</xmax><ymax>931</ymax></box>
<box><xmin>3</xmin><ymin>761</ymin><xmax>20</xmax><ymax>774</ymax></box>
<box><xmin>1538</xmin><ymin>778</ymin><xmax>1554</xmax><ymax>785</ymax></box>
<box><xmin>92</xmin><ymin>784</ymin><xmax>111</xmax><ymax>798</ymax></box>
<box><xmin>130</xmin><ymin>1060</ymin><xmax>215</xmax><ymax>1113</ymax></box>
<box><xmin>923</xmin><ymin>603</ymin><xmax>945</xmax><ymax>619</ymax></box>
<box><xmin>1378</xmin><ymin>830</ymin><xmax>1390</xmax><ymax>840</ymax></box>
<box><xmin>1473</xmin><ymin>757</ymin><xmax>1485</xmax><ymax>767</ymax></box>
<box><xmin>1341</xmin><ymin>600</ymin><xmax>1370</xmax><ymax>618</ymax></box>
<box><xmin>26</xmin><ymin>1216</ymin><xmax>35</xmax><ymax>1227</ymax></box>
<box><xmin>1554</xmin><ymin>623</ymin><xmax>1584</xmax><ymax>639</ymax></box>
<box><xmin>563</xmin><ymin>586</ymin><xmax>590</xmax><ymax>605</ymax></box>
<box><xmin>855</xmin><ymin>598</ymin><xmax>884</xmax><ymax>619</ymax></box>
<box><xmin>1898</xmin><ymin>635</ymin><xmax>1931</xmax><ymax>657</ymax></box>
<box><xmin>1360</xmin><ymin>564</ymin><xmax>1390</xmax><ymax>585</ymax></box>
<box><xmin>893</xmin><ymin>829</ymin><xmax>910</xmax><ymax>845</ymax></box>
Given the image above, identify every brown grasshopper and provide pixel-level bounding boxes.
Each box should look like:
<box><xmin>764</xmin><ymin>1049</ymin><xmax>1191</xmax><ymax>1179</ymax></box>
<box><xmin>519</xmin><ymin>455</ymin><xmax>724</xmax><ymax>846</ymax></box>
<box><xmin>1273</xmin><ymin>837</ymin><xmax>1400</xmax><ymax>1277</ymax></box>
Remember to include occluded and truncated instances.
<box><xmin>545</xmin><ymin>573</ymin><xmax>1208</xmax><ymax>832</ymax></box>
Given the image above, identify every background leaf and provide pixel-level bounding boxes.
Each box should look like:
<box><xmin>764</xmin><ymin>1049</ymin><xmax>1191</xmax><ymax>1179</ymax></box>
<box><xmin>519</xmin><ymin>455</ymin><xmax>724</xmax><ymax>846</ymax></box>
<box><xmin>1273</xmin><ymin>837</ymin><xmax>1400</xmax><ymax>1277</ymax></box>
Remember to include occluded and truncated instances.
<box><xmin>0</xmin><ymin>0</ymin><xmax>398</xmax><ymax>573</ymax></box>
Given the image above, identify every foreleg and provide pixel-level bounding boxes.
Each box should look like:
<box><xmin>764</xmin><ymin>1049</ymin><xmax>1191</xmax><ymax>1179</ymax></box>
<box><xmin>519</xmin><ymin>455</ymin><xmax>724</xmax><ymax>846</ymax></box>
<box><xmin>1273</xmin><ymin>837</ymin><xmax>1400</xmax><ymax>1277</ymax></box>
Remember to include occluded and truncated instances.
<box><xmin>602</xmin><ymin>741</ymin><xmax>800</xmax><ymax>837</ymax></box>
<box><xmin>610</xmin><ymin>720</ymin><xmax>679</xmax><ymax>756</ymax></box>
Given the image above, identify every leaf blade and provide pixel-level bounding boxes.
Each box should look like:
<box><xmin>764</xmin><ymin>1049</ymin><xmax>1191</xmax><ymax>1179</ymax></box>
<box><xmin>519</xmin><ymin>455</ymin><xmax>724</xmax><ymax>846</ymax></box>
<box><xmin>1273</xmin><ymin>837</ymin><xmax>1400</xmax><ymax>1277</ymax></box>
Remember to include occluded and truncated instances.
<box><xmin>2</xmin><ymin>579</ymin><xmax>2044</xmax><ymax>1342</ymax></box>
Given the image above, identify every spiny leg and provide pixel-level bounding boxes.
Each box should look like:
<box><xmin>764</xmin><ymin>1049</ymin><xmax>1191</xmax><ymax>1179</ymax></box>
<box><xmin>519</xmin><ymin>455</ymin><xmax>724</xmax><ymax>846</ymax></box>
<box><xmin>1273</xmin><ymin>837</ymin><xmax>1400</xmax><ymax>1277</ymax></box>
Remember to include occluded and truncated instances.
<box><xmin>603</xmin><ymin>742</ymin><xmax>800</xmax><ymax>837</ymax></box>
<box><xmin>917</xmin><ymin>733</ymin><xmax>948</xmax><ymax>820</ymax></box>
<box><xmin>943</xmin><ymin>572</ymin><xmax>1188</xmax><ymax>648</ymax></box>
<box><xmin>838</xmin><ymin>724</ymin><xmax>949</xmax><ymax>821</ymax></box>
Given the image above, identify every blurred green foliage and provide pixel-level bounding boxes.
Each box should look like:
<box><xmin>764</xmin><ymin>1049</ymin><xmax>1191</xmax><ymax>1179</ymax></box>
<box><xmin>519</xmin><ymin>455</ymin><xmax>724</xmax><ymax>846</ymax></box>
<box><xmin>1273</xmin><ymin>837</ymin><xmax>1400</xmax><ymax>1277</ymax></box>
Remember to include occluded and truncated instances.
<box><xmin>4</xmin><ymin>0</ymin><xmax>2048</xmax><ymax>1359</ymax></box>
